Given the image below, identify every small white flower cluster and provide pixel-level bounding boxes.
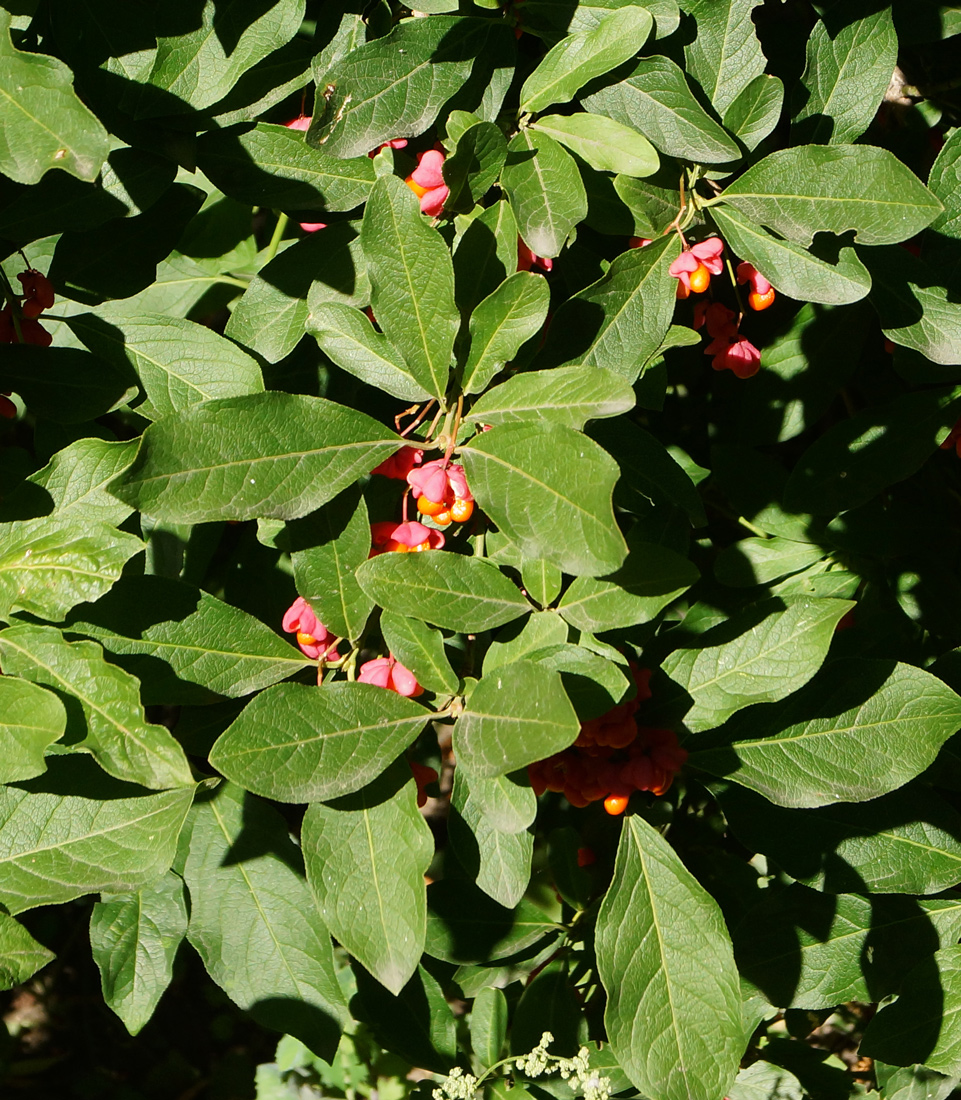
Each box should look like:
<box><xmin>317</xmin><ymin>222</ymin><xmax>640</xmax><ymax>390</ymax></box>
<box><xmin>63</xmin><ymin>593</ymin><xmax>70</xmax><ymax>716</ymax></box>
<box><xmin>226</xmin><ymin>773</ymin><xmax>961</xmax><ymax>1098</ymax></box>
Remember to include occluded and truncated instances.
<box><xmin>513</xmin><ymin>1030</ymin><xmax>555</xmax><ymax>1077</ymax></box>
<box><xmin>432</xmin><ymin>1032</ymin><xmax>612</xmax><ymax>1100</ymax></box>
<box><xmin>433</xmin><ymin>1066</ymin><xmax>479</xmax><ymax>1100</ymax></box>
<box><xmin>554</xmin><ymin>1045</ymin><xmax>612</xmax><ymax>1100</ymax></box>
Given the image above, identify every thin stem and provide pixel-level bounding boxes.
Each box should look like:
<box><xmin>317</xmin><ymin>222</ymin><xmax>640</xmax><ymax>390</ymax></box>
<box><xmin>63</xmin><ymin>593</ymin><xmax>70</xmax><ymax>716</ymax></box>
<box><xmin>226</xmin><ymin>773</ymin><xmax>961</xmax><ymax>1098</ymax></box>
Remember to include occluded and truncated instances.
<box><xmin>444</xmin><ymin>393</ymin><xmax>464</xmax><ymax>463</ymax></box>
<box><xmin>724</xmin><ymin>252</ymin><xmax>746</xmax><ymax>319</ymax></box>
<box><xmin>218</xmin><ymin>275</ymin><xmax>252</xmax><ymax>289</ymax></box>
<box><xmin>423</xmin><ymin>404</ymin><xmax>445</xmax><ymax>445</ymax></box>
<box><xmin>738</xmin><ymin>515</ymin><xmax>769</xmax><ymax>538</ymax></box>
<box><xmin>399</xmin><ymin>399</ymin><xmax>436</xmax><ymax>438</ymax></box>
<box><xmin>263</xmin><ymin>212</ymin><xmax>289</xmax><ymax>266</ymax></box>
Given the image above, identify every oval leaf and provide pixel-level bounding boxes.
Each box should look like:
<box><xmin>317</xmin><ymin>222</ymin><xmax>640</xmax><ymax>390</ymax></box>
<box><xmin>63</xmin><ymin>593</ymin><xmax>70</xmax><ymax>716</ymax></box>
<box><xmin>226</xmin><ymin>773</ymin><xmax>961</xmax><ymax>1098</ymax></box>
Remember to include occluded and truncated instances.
<box><xmin>362</xmin><ymin>176</ymin><xmax>459</xmax><ymax>401</ymax></box>
<box><xmin>113</xmin><ymin>392</ymin><xmax>400</xmax><ymax>524</ymax></box>
<box><xmin>209</xmin><ymin>681</ymin><xmax>431</xmax><ymax>803</ymax></box>
<box><xmin>357</xmin><ymin>553</ymin><xmax>531</xmax><ymax>633</ymax></box>
<box><xmin>692</xmin><ymin>659</ymin><xmax>961</xmax><ymax>807</ymax></box>
<box><xmin>453</xmin><ymin>659</ymin><xmax>579</xmax><ymax>777</ymax></box>
<box><xmin>583</xmin><ymin>56</ymin><xmax>741</xmax><ymax>164</ymax></box>
<box><xmin>461</xmin><ymin>422</ymin><xmax>628</xmax><ymax>577</ymax></box>
<box><xmin>596</xmin><ymin>815</ymin><xmax>742</xmax><ymax>1100</ymax></box>
<box><xmin>0</xmin><ymin>625</ymin><xmax>194</xmax><ymax>791</ymax></box>
<box><xmin>520</xmin><ymin>7</ymin><xmax>653</xmax><ymax>115</ymax></box>
<box><xmin>662</xmin><ymin>598</ymin><xmax>854</xmax><ymax>733</ymax></box>
<box><xmin>303</xmin><ymin>776</ymin><xmax>433</xmax><ymax>995</ymax></box>
<box><xmin>719</xmin><ymin>145</ymin><xmax>943</xmax><ymax>246</ymax></box>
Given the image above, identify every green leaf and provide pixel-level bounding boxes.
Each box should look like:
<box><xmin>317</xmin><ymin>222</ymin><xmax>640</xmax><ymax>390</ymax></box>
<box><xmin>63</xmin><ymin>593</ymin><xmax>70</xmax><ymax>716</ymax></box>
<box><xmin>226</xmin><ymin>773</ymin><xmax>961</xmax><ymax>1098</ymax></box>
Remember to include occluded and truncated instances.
<box><xmin>502</xmin><ymin>130</ymin><xmax>588</xmax><ymax>259</ymax></box>
<box><xmin>729</xmin><ymin>302</ymin><xmax>868</xmax><ymax>446</ymax></box>
<box><xmin>722</xmin><ymin>75</ymin><xmax>785</xmax><ymax>152</ymax></box>
<box><xmin>198</xmin><ymin>124</ymin><xmax>375</xmax><ymax>211</ymax></box>
<box><xmin>527</xmin><ymin>643</ymin><xmax>631</xmax><ymax>721</ymax></box>
<box><xmin>735</xmin><ymin>884</ymin><xmax>961</xmax><ymax>1011</ymax></box>
<box><xmin>0</xmin><ymin>438</ymin><xmax>137</xmax><ymax>526</ymax></box>
<box><xmin>443</xmin><ymin>121</ymin><xmax>508</xmax><ymax>213</ymax></box>
<box><xmin>362</xmin><ymin>176</ymin><xmax>459</xmax><ymax>401</ymax></box>
<box><xmin>612</xmin><ymin>174</ymin><xmax>684</xmax><ymax>238</ymax></box>
<box><xmin>471</xmin><ymin>986</ymin><xmax>509</xmax><ymax>1068</ymax></box>
<box><xmin>784</xmin><ymin>388</ymin><xmax>961</xmax><ymax>514</ymax></box>
<box><xmin>860</xmin><ymin>245</ymin><xmax>961</xmax><ymax>366</ymax></box>
<box><xmin>142</xmin><ymin>0</ymin><xmax>305</xmax><ymax>115</ymax></box>
<box><xmin>380</xmin><ymin>612</ymin><xmax>459</xmax><ymax>695</ymax></box>
<box><xmin>460</xmin><ymin>272</ymin><xmax>551</xmax><ymax>395</ymax></box>
<box><xmin>89</xmin><ymin>871</ymin><xmax>187</xmax><ymax>1036</ymax></box>
<box><xmin>719</xmin><ymin>145</ymin><xmax>943</xmax><ymax>246</ymax></box>
<box><xmin>354</xmin><ymin>963</ymin><xmax>457</xmax><ymax>1073</ymax></box>
<box><xmin>684</xmin><ymin>0</ymin><xmax>766</xmax><ymax>116</ymax></box>
<box><xmin>0</xmin><ymin>677</ymin><xmax>65</xmax><ymax>783</ymax></box>
<box><xmin>0</xmin><ymin>912</ymin><xmax>54</xmax><ymax>990</ymax></box>
<box><xmin>0</xmin><ymin>758</ymin><xmax>193</xmax><ymax>914</ymax></box>
<box><xmin>536</xmin><ymin>236</ymin><xmax>680</xmax><ymax>380</ymax></box>
<box><xmin>357</xmin><ymin>553</ymin><xmax>531</xmax><ymax>633</ymax></box>
<box><xmin>309</xmin><ymin>17</ymin><xmax>513</xmax><ymax>158</ymax></box>
<box><xmin>67</xmin><ymin>312</ymin><xmax>264</xmax><ymax>421</ymax></box>
<box><xmin>50</xmin><ymin>183</ymin><xmax>205</xmax><ymax>302</ymax></box>
<box><xmin>209</xmin><ymin>681</ymin><xmax>431</xmax><ymax>803</ymax></box>
<box><xmin>0</xmin><ymin>148</ymin><xmax>165</xmax><ymax>245</ymax></box>
<box><xmin>425</xmin><ymin>880</ymin><xmax>560</xmax><ymax>964</ymax></box>
<box><xmin>181</xmin><ymin>782</ymin><xmax>348</xmax><ymax>1059</ymax></box>
<box><xmin>113</xmin><ymin>392</ymin><xmax>400</xmax><ymax>524</ymax></box>
<box><xmin>582</xmin><ymin>56</ymin><xmax>741</xmax><ymax>165</ymax></box>
<box><xmin>569</xmin><ymin>0</ymin><xmax>679</xmax><ymax>39</ymax></box>
<box><xmin>558</xmin><ymin>537</ymin><xmax>699</xmax><ymax>632</ymax></box>
<box><xmin>692</xmin><ymin>659</ymin><xmax>961</xmax><ymax>807</ymax></box>
<box><xmin>596</xmin><ymin>815</ymin><xmax>742</xmax><ymax>1100</ymax></box>
<box><xmin>229</xmin><ymin>226</ymin><xmax>369</xmax><ymax>366</ymax></box>
<box><xmin>862</xmin><ymin>945</ymin><xmax>961</xmax><ymax>1074</ymax></box>
<box><xmin>453</xmin><ymin>199</ymin><xmax>518</xmax><ymax>318</ymax></box>
<box><xmin>792</xmin><ymin>6</ymin><xmax>898</xmax><ymax>146</ymax></box>
<box><xmin>66</xmin><ymin>576</ymin><xmax>309</xmax><ymax>704</ymax></box>
<box><xmin>450</xmin><ymin>767</ymin><xmax>533</xmax><ymax>908</ymax></box>
<box><xmin>0</xmin><ymin>22</ymin><xmax>109</xmax><ymax>184</ymax></box>
<box><xmin>457</xmin><ymin>770</ymin><xmax>536</xmax><ymax>835</ymax></box>
<box><xmin>531</xmin><ymin>113</ymin><xmax>659</xmax><ymax>178</ymax></box>
<box><xmin>511</xmin><ymin>966</ymin><xmax>582</xmax><ymax>1055</ymax></box>
<box><xmin>453</xmin><ymin>659</ymin><xmax>579</xmax><ymax>778</ymax></box>
<box><xmin>0</xmin><ymin>625</ymin><xmax>194</xmax><ymax>790</ymax></box>
<box><xmin>522</xmin><ymin>559</ymin><xmax>563</xmax><ymax>608</ymax></box>
<box><xmin>483</xmin><ymin>611</ymin><xmax>568</xmax><ymax>674</ymax></box>
<box><xmin>303</xmin><ymin>774</ymin><xmax>433</xmax><ymax>995</ymax></box>
<box><xmin>717</xmin><ymin>784</ymin><xmax>961</xmax><ymax>896</ymax></box>
<box><xmin>520</xmin><ymin>7</ymin><xmax>653</xmax><ymax>115</ymax></box>
<box><xmin>0</xmin><ymin>516</ymin><xmax>143</xmax><ymax>624</ymax></box>
<box><xmin>288</xmin><ymin>488</ymin><xmax>374</xmax><ymax>643</ymax></box>
<box><xmin>662</xmin><ymin>598</ymin><xmax>853</xmax><ymax>733</ymax></box>
<box><xmin>929</xmin><ymin>127</ymin><xmax>961</xmax><ymax>244</ymax></box>
<box><xmin>0</xmin><ymin>345</ymin><xmax>137</xmax><ymax>423</ymax></box>
<box><xmin>709</xmin><ymin>206</ymin><xmax>871</xmax><ymax>305</ymax></box>
<box><xmin>307</xmin><ymin>303</ymin><xmax>433</xmax><ymax>403</ymax></box>
<box><xmin>715</xmin><ymin>536</ymin><xmax>825</xmax><ymax>588</ymax></box>
<box><xmin>460</xmin><ymin>422</ymin><xmax>627</xmax><ymax>577</ymax></box>
<box><xmin>589</xmin><ymin>418</ymin><xmax>706</xmax><ymax>526</ymax></box>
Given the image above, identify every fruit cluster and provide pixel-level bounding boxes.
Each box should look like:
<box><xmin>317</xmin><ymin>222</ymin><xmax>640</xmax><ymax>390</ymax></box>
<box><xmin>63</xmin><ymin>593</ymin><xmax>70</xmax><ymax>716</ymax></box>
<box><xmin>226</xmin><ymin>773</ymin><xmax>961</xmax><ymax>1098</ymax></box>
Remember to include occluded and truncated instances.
<box><xmin>369</xmin><ymin>446</ymin><xmax>475</xmax><ymax>554</ymax></box>
<box><xmin>527</xmin><ymin>667</ymin><xmax>687</xmax><ymax>815</ymax></box>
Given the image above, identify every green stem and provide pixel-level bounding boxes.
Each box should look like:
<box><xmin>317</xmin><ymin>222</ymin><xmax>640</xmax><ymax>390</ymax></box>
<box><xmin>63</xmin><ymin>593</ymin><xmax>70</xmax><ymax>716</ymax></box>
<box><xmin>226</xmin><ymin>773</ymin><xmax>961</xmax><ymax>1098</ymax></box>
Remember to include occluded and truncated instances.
<box><xmin>725</xmin><ymin>252</ymin><xmax>747</xmax><ymax>317</ymax></box>
<box><xmin>738</xmin><ymin>515</ymin><xmax>769</xmax><ymax>538</ymax></box>
<box><xmin>218</xmin><ymin>275</ymin><xmax>252</xmax><ymax>289</ymax></box>
<box><xmin>263</xmin><ymin>212</ymin><xmax>289</xmax><ymax>266</ymax></box>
